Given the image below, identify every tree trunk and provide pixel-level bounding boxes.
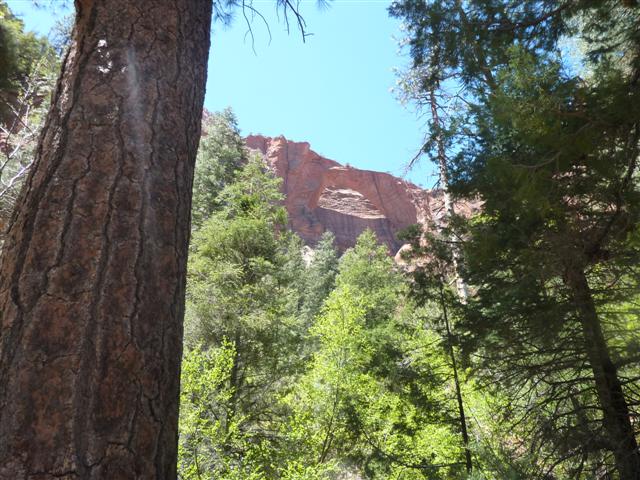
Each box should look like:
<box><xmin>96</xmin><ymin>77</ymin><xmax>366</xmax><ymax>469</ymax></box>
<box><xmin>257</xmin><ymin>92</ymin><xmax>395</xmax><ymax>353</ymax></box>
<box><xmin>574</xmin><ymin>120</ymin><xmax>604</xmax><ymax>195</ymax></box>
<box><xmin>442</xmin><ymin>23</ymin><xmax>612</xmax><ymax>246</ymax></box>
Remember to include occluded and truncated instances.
<box><xmin>565</xmin><ymin>266</ymin><xmax>640</xmax><ymax>480</ymax></box>
<box><xmin>428</xmin><ymin>87</ymin><xmax>472</xmax><ymax>472</ymax></box>
<box><xmin>439</xmin><ymin>284</ymin><xmax>472</xmax><ymax>474</ymax></box>
<box><xmin>428</xmin><ymin>88</ymin><xmax>469</xmax><ymax>303</ymax></box>
<box><xmin>0</xmin><ymin>1</ymin><xmax>211</xmax><ymax>478</ymax></box>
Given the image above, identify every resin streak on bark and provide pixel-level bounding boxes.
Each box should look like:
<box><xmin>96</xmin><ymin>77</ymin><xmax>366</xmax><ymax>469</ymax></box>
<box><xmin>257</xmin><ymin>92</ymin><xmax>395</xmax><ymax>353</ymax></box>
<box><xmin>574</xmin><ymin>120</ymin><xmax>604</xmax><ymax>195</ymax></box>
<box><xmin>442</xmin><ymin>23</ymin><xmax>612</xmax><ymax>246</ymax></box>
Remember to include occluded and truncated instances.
<box><xmin>0</xmin><ymin>0</ymin><xmax>211</xmax><ymax>478</ymax></box>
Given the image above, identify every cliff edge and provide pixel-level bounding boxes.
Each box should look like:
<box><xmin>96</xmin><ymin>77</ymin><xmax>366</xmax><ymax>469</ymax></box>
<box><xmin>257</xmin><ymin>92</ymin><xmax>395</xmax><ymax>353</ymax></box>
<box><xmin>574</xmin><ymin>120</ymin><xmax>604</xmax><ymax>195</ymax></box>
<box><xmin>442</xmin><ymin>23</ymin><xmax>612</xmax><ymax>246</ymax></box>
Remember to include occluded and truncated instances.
<box><xmin>246</xmin><ymin>135</ymin><xmax>455</xmax><ymax>254</ymax></box>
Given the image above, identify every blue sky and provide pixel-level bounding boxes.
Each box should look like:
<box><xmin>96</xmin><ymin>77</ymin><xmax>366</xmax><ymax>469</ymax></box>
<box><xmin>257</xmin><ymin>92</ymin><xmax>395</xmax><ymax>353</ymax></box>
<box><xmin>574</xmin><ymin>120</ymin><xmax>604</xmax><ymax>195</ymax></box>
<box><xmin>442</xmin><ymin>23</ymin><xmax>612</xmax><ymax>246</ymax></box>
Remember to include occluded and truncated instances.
<box><xmin>8</xmin><ymin>0</ymin><xmax>436</xmax><ymax>186</ymax></box>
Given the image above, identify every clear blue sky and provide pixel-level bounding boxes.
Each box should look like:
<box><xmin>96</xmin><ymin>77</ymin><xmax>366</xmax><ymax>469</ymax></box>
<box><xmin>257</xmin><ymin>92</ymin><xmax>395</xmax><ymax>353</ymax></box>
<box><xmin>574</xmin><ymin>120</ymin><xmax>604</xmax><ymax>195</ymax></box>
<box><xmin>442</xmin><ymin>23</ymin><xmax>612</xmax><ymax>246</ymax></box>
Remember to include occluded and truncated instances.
<box><xmin>8</xmin><ymin>0</ymin><xmax>436</xmax><ymax>186</ymax></box>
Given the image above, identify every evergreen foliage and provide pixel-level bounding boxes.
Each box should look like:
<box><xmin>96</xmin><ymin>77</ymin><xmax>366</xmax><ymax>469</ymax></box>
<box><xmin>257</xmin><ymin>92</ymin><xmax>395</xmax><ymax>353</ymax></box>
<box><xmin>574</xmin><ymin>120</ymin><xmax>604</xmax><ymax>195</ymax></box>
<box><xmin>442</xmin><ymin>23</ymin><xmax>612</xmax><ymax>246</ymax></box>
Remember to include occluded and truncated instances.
<box><xmin>301</xmin><ymin>231</ymin><xmax>339</xmax><ymax>323</ymax></box>
<box><xmin>191</xmin><ymin>108</ymin><xmax>248</xmax><ymax>229</ymax></box>
<box><xmin>391</xmin><ymin>1</ymin><xmax>640</xmax><ymax>477</ymax></box>
<box><xmin>182</xmin><ymin>152</ymin><xmax>314</xmax><ymax>478</ymax></box>
<box><xmin>287</xmin><ymin>231</ymin><xmax>466</xmax><ymax>479</ymax></box>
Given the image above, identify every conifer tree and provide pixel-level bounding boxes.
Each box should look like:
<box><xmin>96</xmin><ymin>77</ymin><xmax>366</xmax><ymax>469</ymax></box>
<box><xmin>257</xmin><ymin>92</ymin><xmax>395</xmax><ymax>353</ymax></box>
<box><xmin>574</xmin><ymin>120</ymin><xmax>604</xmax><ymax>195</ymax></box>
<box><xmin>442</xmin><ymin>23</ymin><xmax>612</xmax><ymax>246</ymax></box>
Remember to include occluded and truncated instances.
<box><xmin>191</xmin><ymin>108</ymin><xmax>247</xmax><ymax>229</ymax></box>
<box><xmin>302</xmin><ymin>231</ymin><xmax>339</xmax><ymax>322</ymax></box>
<box><xmin>290</xmin><ymin>231</ymin><xmax>467</xmax><ymax>479</ymax></box>
<box><xmin>392</xmin><ymin>1</ymin><xmax>640</xmax><ymax>476</ymax></box>
<box><xmin>182</xmin><ymin>156</ymin><xmax>306</xmax><ymax>478</ymax></box>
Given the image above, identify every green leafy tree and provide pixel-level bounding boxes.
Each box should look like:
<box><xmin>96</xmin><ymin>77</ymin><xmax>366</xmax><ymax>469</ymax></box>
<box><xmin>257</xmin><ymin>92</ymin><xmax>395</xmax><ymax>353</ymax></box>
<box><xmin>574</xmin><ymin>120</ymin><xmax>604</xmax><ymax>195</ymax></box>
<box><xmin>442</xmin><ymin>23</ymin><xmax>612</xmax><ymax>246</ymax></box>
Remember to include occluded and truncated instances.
<box><xmin>178</xmin><ymin>342</ymin><xmax>236</xmax><ymax>480</ymax></box>
<box><xmin>289</xmin><ymin>231</ymin><xmax>466</xmax><ymax>479</ymax></box>
<box><xmin>191</xmin><ymin>108</ymin><xmax>247</xmax><ymax>229</ymax></box>
<box><xmin>392</xmin><ymin>1</ymin><xmax>640</xmax><ymax>477</ymax></box>
<box><xmin>398</xmin><ymin>224</ymin><xmax>476</xmax><ymax>475</ymax></box>
<box><xmin>181</xmin><ymin>155</ymin><xmax>307</xmax><ymax>478</ymax></box>
<box><xmin>301</xmin><ymin>230</ymin><xmax>339</xmax><ymax>323</ymax></box>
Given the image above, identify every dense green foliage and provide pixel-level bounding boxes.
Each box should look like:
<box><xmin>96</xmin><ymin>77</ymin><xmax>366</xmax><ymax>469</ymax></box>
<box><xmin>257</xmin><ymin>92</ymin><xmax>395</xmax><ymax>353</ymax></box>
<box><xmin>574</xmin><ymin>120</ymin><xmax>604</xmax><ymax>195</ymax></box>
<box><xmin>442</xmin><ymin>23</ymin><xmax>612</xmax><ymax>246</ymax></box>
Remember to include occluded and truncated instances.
<box><xmin>287</xmin><ymin>231</ymin><xmax>467</xmax><ymax>479</ymax></box>
<box><xmin>191</xmin><ymin>108</ymin><xmax>248</xmax><ymax>229</ymax></box>
<box><xmin>182</xmin><ymin>152</ymin><xmax>305</xmax><ymax>478</ymax></box>
<box><xmin>391</xmin><ymin>1</ymin><xmax>640</xmax><ymax>478</ymax></box>
<box><xmin>300</xmin><ymin>231</ymin><xmax>339</xmax><ymax>324</ymax></box>
<box><xmin>179</xmin><ymin>111</ymin><xmax>476</xmax><ymax>479</ymax></box>
<box><xmin>177</xmin><ymin>2</ymin><xmax>640</xmax><ymax>478</ymax></box>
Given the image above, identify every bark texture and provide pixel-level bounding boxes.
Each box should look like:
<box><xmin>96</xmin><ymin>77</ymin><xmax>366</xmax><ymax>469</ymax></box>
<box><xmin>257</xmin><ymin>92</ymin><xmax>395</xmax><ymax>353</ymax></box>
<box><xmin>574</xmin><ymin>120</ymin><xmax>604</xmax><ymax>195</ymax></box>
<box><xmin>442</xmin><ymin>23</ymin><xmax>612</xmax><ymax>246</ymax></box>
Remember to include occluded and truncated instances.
<box><xmin>0</xmin><ymin>0</ymin><xmax>212</xmax><ymax>478</ymax></box>
<box><xmin>566</xmin><ymin>266</ymin><xmax>640</xmax><ymax>480</ymax></box>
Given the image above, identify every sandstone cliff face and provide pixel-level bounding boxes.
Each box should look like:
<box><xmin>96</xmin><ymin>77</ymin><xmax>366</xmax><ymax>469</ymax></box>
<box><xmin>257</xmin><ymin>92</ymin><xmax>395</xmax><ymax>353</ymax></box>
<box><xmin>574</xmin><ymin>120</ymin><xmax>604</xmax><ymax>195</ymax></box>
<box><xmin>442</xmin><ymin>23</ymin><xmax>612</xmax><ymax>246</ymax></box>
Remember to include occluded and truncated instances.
<box><xmin>246</xmin><ymin>135</ymin><xmax>463</xmax><ymax>254</ymax></box>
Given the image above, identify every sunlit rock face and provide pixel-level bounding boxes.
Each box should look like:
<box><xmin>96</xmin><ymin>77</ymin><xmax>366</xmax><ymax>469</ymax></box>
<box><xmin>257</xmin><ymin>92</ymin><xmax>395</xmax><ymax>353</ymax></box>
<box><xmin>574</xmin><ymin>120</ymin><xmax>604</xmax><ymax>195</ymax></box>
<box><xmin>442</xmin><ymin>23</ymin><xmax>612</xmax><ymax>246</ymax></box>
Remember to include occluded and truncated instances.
<box><xmin>246</xmin><ymin>135</ymin><xmax>438</xmax><ymax>253</ymax></box>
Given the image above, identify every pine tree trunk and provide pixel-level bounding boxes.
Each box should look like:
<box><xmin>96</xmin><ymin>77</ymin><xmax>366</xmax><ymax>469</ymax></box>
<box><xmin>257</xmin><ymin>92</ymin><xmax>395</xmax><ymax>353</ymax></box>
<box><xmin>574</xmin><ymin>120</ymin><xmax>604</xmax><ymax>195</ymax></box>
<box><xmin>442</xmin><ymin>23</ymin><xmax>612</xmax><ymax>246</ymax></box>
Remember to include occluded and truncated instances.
<box><xmin>0</xmin><ymin>1</ymin><xmax>211</xmax><ymax>478</ymax></box>
<box><xmin>429</xmin><ymin>87</ymin><xmax>472</xmax><ymax>472</ymax></box>
<box><xmin>428</xmin><ymin>89</ymin><xmax>469</xmax><ymax>303</ymax></box>
<box><xmin>565</xmin><ymin>266</ymin><xmax>640</xmax><ymax>480</ymax></box>
<box><xmin>439</xmin><ymin>284</ymin><xmax>472</xmax><ymax>474</ymax></box>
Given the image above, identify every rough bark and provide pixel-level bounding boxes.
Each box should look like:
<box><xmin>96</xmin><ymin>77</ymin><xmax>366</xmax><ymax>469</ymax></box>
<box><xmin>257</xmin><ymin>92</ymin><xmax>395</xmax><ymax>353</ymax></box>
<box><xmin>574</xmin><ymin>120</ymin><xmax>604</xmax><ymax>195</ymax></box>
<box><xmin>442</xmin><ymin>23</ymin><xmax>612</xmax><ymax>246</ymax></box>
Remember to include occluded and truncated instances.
<box><xmin>565</xmin><ymin>266</ymin><xmax>640</xmax><ymax>480</ymax></box>
<box><xmin>0</xmin><ymin>0</ymin><xmax>212</xmax><ymax>478</ymax></box>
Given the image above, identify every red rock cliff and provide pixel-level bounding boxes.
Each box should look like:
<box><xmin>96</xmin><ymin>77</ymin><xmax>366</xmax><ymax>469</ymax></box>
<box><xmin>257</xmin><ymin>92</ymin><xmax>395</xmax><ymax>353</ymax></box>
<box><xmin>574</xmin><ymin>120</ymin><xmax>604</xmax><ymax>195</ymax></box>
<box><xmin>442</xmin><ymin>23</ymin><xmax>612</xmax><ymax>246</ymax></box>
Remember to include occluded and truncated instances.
<box><xmin>246</xmin><ymin>135</ymin><xmax>452</xmax><ymax>254</ymax></box>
